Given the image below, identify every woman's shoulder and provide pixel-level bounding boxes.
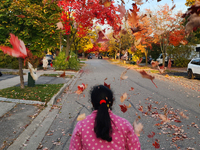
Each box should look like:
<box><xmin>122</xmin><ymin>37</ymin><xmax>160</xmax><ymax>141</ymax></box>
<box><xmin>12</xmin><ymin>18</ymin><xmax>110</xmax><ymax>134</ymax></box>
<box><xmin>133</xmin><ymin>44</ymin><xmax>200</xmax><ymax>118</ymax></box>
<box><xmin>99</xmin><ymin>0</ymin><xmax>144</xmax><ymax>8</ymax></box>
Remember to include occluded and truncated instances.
<box><xmin>110</xmin><ymin>112</ymin><xmax>132</xmax><ymax>126</ymax></box>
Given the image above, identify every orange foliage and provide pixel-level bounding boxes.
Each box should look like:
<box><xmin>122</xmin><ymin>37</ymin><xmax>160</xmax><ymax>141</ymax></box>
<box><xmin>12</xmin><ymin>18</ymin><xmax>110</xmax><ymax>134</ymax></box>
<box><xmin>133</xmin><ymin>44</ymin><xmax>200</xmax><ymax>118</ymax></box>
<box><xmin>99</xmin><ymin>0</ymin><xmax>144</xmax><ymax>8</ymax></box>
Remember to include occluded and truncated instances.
<box><xmin>169</xmin><ymin>29</ymin><xmax>187</xmax><ymax>46</ymax></box>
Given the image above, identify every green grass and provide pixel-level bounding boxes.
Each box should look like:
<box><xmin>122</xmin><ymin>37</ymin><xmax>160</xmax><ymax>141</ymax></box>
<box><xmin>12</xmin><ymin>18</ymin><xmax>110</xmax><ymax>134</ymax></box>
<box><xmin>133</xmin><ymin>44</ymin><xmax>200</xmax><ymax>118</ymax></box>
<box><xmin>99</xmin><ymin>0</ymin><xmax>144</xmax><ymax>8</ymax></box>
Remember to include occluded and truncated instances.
<box><xmin>0</xmin><ymin>84</ymin><xmax>63</xmax><ymax>103</ymax></box>
<box><xmin>41</xmin><ymin>74</ymin><xmax>74</xmax><ymax>78</ymax></box>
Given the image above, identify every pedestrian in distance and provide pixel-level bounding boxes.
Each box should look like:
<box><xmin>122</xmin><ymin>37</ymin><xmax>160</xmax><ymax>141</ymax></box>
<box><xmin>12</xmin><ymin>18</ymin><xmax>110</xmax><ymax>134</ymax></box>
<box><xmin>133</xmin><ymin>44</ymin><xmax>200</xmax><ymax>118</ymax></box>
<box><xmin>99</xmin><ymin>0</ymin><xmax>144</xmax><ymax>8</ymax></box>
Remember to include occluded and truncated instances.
<box><xmin>69</xmin><ymin>85</ymin><xmax>141</xmax><ymax>150</ymax></box>
<box><xmin>42</xmin><ymin>57</ymin><xmax>48</xmax><ymax>70</ymax></box>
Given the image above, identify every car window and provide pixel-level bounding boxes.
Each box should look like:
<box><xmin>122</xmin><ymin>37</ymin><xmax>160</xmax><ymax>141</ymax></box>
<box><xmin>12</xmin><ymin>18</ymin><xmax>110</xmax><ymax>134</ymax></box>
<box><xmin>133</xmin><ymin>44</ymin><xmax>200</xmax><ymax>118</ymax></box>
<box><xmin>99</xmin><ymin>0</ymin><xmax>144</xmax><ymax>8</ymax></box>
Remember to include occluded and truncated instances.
<box><xmin>191</xmin><ymin>59</ymin><xmax>200</xmax><ymax>65</ymax></box>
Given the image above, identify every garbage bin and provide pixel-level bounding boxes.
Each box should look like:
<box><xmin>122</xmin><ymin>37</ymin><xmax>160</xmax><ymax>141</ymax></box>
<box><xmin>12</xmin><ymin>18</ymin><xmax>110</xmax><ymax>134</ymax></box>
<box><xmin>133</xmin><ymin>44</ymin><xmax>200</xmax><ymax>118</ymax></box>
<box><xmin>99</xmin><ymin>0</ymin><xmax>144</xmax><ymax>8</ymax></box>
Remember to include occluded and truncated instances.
<box><xmin>28</xmin><ymin>72</ymin><xmax>35</xmax><ymax>87</ymax></box>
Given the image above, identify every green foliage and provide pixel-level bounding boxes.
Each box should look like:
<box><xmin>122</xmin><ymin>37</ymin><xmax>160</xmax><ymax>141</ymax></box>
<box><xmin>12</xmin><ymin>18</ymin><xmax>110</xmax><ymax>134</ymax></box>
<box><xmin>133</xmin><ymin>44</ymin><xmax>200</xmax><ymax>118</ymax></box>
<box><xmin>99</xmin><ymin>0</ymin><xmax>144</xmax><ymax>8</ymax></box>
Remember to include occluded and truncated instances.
<box><xmin>54</xmin><ymin>52</ymin><xmax>68</xmax><ymax>70</ymax></box>
<box><xmin>167</xmin><ymin>45</ymin><xmax>196</xmax><ymax>67</ymax></box>
<box><xmin>0</xmin><ymin>52</ymin><xmax>19</xmax><ymax>69</ymax></box>
<box><xmin>0</xmin><ymin>0</ymin><xmax>62</xmax><ymax>57</ymax></box>
<box><xmin>68</xmin><ymin>51</ymin><xmax>80</xmax><ymax>70</ymax></box>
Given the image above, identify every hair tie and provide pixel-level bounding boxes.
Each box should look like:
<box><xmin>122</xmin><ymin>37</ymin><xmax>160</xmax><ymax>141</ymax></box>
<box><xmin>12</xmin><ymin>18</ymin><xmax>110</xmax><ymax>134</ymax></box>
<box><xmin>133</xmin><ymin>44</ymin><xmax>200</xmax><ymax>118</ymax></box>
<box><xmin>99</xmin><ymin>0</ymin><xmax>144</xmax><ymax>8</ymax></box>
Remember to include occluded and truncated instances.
<box><xmin>100</xmin><ymin>100</ymin><xmax>106</xmax><ymax>105</ymax></box>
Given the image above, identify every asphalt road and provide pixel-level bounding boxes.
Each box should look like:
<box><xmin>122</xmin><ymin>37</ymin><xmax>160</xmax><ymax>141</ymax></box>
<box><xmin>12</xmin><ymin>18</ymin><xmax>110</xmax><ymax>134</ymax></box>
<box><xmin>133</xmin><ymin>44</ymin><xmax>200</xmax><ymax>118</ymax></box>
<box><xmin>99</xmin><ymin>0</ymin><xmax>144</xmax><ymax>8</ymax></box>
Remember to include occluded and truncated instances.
<box><xmin>40</xmin><ymin>58</ymin><xmax>200</xmax><ymax>150</ymax></box>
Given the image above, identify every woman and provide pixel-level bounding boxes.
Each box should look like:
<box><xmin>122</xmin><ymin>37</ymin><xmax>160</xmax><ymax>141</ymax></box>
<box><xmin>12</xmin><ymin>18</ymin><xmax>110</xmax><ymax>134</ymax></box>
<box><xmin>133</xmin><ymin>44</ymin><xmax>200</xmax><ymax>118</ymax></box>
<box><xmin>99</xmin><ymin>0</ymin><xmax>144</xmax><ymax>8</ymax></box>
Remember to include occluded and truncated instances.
<box><xmin>69</xmin><ymin>85</ymin><xmax>141</xmax><ymax>150</ymax></box>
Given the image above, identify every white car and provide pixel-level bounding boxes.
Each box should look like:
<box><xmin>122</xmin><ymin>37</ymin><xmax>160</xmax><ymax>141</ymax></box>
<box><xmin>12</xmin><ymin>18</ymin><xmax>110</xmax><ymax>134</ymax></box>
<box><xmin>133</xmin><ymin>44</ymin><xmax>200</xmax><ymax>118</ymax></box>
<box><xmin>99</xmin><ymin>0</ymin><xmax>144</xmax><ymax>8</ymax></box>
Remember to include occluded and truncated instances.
<box><xmin>187</xmin><ymin>58</ymin><xmax>200</xmax><ymax>79</ymax></box>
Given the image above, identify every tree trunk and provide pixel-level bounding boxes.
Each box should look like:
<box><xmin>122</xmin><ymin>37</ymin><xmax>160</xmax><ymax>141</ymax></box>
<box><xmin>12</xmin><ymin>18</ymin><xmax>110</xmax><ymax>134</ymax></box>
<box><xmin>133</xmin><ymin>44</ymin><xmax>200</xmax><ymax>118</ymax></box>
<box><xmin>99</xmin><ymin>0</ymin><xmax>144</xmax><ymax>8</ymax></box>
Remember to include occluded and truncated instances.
<box><xmin>66</xmin><ymin>34</ymin><xmax>70</xmax><ymax>57</ymax></box>
<box><xmin>59</xmin><ymin>32</ymin><xmax>62</xmax><ymax>52</ymax></box>
<box><xmin>18</xmin><ymin>58</ymin><xmax>25</xmax><ymax>89</ymax></box>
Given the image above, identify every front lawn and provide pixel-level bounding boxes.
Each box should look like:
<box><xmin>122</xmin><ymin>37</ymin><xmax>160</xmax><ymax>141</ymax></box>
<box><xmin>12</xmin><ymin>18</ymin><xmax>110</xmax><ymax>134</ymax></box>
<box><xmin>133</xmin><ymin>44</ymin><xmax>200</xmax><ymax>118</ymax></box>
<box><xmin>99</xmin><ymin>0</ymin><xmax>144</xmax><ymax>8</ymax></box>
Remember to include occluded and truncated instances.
<box><xmin>0</xmin><ymin>84</ymin><xmax>63</xmax><ymax>103</ymax></box>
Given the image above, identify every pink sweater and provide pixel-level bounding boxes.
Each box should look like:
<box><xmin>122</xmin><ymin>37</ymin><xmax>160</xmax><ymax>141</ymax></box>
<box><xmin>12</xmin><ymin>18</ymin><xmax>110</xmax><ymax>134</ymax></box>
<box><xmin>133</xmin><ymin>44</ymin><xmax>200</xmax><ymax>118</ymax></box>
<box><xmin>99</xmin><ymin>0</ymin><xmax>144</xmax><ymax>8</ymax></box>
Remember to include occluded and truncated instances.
<box><xmin>69</xmin><ymin>110</ymin><xmax>141</xmax><ymax>150</ymax></box>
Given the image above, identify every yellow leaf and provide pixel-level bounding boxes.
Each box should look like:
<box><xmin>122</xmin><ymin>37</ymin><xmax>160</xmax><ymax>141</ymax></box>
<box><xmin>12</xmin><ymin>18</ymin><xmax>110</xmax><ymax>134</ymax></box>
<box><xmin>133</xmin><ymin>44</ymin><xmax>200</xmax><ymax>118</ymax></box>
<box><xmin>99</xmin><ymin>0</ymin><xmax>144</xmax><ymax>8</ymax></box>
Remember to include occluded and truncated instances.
<box><xmin>77</xmin><ymin>113</ymin><xmax>86</xmax><ymax>121</ymax></box>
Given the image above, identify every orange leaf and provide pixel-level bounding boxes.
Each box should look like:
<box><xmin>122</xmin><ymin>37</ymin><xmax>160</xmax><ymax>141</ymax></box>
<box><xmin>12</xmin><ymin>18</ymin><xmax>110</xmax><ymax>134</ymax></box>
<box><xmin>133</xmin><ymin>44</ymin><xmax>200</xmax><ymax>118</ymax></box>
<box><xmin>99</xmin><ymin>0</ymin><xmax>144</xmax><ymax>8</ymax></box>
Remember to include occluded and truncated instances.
<box><xmin>133</xmin><ymin>120</ymin><xmax>143</xmax><ymax>136</ymax></box>
<box><xmin>120</xmin><ymin>92</ymin><xmax>127</xmax><ymax>103</ymax></box>
<box><xmin>139</xmin><ymin>70</ymin><xmax>157</xmax><ymax>88</ymax></box>
<box><xmin>120</xmin><ymin>68</ymin><xmax>129</xmax><ymax>80</ymax></box>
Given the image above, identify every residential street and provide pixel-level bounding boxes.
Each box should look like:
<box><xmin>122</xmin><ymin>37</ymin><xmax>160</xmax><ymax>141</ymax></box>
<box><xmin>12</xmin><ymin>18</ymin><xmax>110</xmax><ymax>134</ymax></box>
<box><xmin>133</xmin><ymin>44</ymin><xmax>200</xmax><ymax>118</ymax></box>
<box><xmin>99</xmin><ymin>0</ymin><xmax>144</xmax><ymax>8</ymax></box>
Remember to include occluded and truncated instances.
<box><xmin>33</xmin><ymin>58</ymin><xmax>200</xmax><ymax>150</ymax></box>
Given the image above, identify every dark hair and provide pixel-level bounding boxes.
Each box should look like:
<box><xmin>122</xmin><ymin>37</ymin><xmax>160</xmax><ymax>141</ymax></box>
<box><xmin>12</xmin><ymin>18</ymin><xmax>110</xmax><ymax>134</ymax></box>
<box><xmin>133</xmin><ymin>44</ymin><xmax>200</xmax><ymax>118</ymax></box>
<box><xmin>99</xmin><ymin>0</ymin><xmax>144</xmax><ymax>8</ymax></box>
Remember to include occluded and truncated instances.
<box><xmin>90</xmin><ymin>85</ymin><xmax>114</xmax><ymax>142</ymax></box>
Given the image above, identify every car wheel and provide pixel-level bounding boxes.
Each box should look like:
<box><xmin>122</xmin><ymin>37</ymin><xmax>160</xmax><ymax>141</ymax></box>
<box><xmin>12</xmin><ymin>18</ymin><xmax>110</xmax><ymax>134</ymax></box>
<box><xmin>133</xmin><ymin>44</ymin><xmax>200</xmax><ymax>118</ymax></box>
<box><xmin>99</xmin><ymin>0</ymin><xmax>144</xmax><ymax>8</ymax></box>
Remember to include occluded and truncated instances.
<box><xmin>188</xmin><ymin>70</ymin><xmax>194</xmax><ymax>79</ymax></box>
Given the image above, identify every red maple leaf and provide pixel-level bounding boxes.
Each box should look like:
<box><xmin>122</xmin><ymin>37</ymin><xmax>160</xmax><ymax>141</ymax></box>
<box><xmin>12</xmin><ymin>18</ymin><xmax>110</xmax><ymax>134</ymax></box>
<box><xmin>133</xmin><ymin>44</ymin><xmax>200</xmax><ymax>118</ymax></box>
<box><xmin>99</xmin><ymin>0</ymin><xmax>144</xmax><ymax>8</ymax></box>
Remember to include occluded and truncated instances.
<box><xmin>152</xmin><ymin>141</ymin><xmax>160</xmax><ymax>149</ymax></box>
<box><xmin>0</xmin><ymin>33</ymin><xmax>27</xmax><ymax>58</ymax></box>
<box><xmin>147</xmin><ymin>132</ymin><xmax>155</xmax><ymax>138</ymax></box>
<box><xmin>104</xmin><ymin>82</ymin><xmax>110</xmax><ymax>89</ymax></box>
<box><xmin>119</xmin><ymin>104</ymin><xmax>127</xmax><ymax>113</ymax></box>
<box><xmin>129</xmin><ymin>87</ymin><xmax>134</xmax><ymax>91</ymax></box>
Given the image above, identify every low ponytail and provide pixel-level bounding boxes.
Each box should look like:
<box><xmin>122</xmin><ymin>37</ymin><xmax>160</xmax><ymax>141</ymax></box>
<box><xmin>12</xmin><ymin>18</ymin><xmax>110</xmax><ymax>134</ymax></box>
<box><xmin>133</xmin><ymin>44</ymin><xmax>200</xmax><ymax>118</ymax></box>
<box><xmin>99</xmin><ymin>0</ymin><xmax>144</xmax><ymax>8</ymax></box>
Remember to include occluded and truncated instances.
<box><xmin>90</xmin><ymin>85</ymin><xmax>114</xmax><ymax>142</ymax></box>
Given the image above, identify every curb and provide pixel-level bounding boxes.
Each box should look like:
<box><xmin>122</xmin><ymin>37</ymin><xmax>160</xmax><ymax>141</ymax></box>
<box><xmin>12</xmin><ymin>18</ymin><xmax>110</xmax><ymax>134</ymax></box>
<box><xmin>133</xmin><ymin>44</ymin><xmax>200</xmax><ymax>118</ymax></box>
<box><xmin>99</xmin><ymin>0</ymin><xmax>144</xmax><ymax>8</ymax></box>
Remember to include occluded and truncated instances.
<box><xmin>7</xmin><ymin>70</ymin><xmax>83</xmax><ymax>150</ymax></box>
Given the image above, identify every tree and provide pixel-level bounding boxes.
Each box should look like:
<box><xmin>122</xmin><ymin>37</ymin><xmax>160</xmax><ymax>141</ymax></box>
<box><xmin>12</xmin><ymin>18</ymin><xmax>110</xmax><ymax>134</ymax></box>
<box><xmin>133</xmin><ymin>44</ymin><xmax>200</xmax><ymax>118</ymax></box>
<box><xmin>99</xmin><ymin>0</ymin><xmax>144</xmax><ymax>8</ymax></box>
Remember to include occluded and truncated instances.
<box><xmin>145</xmin><ymin>4</ymin><xmax>186</xmax><ymax>66</ymax></box>
<box><xmin>0</xmin><ymin>0</ymin><xmax>61</xmax><ymax>88</ymax></box>
<box><xmin>58</xmin><ymin>0</ymin><xmax>121</xmax><ymax>56</ymax></box>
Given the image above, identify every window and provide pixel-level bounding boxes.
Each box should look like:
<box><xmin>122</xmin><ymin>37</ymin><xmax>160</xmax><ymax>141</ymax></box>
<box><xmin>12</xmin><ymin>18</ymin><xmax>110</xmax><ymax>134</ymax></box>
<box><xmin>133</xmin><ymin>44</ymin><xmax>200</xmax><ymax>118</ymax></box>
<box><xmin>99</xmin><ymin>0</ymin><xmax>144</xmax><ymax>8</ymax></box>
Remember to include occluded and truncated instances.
<box><xmin>191</xmin><ymin>59</ymin><xmax>200</xmax><ymax>65</ymax></box>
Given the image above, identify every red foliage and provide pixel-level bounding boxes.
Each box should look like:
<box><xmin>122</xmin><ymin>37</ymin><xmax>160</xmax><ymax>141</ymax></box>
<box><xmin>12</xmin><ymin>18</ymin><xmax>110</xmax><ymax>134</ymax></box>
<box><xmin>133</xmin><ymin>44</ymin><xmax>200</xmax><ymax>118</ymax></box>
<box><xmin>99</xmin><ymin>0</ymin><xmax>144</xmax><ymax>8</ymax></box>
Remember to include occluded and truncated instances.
<box><xmin>147</xmin><ymin>132</ymin><xmax>155</xmax><ymax>138</ymax></box>
<box><xmin>58</xmin><ymin>0</ymin><xmax>122</xmax><ymax>36</ymax></box>
<box><xmin>119</xmin><ymin>104</ymin><xmax>128</xmax><ymax>113</ymax></box>
<box><xmin>152</xmin><ymin>141</ymin><xmax>160</xmax><ymax>149</ymax></box>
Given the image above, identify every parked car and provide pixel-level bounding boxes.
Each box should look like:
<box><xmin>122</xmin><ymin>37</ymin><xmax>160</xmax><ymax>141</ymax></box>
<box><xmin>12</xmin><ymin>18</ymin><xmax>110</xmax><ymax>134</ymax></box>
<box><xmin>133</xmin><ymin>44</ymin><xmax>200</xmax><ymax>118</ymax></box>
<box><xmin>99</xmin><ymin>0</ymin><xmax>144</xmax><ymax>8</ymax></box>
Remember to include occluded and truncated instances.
<box><xmin>156</xmin><ymin>54</ymin><xmax>174</xmax><ymax>66</ymax></box>
<box><xmin>187</xmin><ymin>58</ymin><xmax>200</xmax><ymax>79</ymax></box>
<box><xmin>98</xmin><ymin>54</ymin><xmax>102</xmax><ymax>59</ymax></box>
<box><xmin>45</xmin><ymin>54</ymin><xmax>53</xmax><ymax>65</ymax></box>
<box><xmin>88</xmin><ymin>54</ymin><xmax>92</xmax><ymax>59</ymax></box>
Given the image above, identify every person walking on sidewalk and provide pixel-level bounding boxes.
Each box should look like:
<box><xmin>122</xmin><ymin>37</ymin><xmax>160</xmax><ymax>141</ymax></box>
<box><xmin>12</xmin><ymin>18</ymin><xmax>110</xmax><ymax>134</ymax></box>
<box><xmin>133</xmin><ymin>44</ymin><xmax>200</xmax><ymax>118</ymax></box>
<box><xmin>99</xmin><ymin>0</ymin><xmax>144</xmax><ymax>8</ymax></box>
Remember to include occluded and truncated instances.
<box><xmin>42</xmin><ymin>57</ymin><xmax>48</xmax><ymax>70</ymax></box>
<box><xmin>69</xmin><ymin>85</ymin><xmax>141</xmax><ymax>150</ymax></box>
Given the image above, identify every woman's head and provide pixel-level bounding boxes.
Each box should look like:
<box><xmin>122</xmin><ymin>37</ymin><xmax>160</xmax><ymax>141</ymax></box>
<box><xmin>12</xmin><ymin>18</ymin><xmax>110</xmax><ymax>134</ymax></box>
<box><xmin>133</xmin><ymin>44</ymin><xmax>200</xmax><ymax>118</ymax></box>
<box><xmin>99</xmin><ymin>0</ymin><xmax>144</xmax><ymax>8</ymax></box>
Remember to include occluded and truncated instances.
<box><xmin>90</xmin><ymin>85</ymin><xmax>114</xmax><ymax>142</ymax></box>
<box><xmin>90</xmin><ymin>85</ymin><xmax>114</xmax><ymax>110</ymax></box>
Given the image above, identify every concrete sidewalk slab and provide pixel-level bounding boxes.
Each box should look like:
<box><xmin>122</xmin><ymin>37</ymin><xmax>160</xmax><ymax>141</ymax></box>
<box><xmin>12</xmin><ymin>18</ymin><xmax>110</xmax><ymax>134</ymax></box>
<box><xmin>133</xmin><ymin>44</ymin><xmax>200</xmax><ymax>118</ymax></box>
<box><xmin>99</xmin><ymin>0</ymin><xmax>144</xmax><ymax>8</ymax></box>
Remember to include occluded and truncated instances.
<box><xmin>0</xmin><ymin>102</ymin><xmax>16</xmax><ymax>117</ymax></box>
<box><xmin>0</xmin><ymin>74</ymin><xmax>18</xmax><ymax>81</ymax></box>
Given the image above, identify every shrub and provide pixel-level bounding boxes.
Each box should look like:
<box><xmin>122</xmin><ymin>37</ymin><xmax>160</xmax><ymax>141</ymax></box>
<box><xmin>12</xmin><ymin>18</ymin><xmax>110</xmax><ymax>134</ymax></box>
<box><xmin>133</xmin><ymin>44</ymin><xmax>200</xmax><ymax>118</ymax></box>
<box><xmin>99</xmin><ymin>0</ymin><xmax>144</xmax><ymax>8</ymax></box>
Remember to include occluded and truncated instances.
<box><xmin>68</xmin><ymin>51</ymin><xmax>80</xmax><ymax>70</ymax></box>
<box><xmin>54</xmin><ymin>52</ymin><xmax>68</xmax><ymax>70</ymax></box>
<box><xmin>0</xmin><ymin>52</ymin><xmax>19</xmax><ymax>69</ymax></box>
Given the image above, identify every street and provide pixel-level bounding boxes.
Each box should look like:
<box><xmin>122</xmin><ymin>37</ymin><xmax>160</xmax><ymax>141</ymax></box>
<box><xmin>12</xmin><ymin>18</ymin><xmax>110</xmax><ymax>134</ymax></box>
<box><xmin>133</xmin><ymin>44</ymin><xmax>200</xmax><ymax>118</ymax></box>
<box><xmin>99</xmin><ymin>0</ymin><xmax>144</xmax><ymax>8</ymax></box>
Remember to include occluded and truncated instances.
<box><xmin>39</xmin><ymin>58</ymin><xmax>200</xmax><ymax>150</ymax></box>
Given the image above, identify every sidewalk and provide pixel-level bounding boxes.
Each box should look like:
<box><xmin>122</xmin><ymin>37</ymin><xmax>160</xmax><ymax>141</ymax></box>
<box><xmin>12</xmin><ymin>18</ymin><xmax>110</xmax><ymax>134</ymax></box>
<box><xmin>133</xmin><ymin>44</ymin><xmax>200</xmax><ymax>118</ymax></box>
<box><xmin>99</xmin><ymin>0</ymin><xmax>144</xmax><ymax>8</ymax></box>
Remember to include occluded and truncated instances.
<box><xmin>0</xmin><ymin>68</ymin><xmax>81</xmax><ymax>149</ymax></box>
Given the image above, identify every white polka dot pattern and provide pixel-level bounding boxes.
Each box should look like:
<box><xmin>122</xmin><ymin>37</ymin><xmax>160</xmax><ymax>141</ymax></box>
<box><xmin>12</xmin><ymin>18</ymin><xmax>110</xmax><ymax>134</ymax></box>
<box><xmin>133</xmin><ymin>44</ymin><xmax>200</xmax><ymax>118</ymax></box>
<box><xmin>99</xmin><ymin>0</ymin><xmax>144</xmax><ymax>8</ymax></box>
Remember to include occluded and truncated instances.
<box><xmin>69</xmin><ymin>110</ymin><xmax>141</xmax><ymax>150</ymax></box>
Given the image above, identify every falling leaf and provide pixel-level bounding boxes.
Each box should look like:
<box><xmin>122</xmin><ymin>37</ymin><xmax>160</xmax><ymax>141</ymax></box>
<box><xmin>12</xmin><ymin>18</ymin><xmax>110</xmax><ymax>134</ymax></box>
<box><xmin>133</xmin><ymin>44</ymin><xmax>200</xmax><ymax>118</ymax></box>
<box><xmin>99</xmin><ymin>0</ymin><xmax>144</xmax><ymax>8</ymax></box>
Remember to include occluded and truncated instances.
<box><xmin>96</xmin><ymin>31</ymin><xmax>109</xmax><ymax>43</ymax></box>
<box><xmin>120</xmin><ymin>92</ymin><xmax>127</xmax><ymax>103</ymax></box>
<box><xmin>104</xmin><ymin>78</ymin><xmax>107</xmax><ymax>80</ymax></box>
<box><xmin>179</xmin><ymin>111</ymin><xmax>189</xmax><ymax>119</ymax></box>
<box><xmin>170</xmin><ymin>4</ymin><xmax>176</xmax><ymax>10</ymax></box>
<box><xmin>133</xmin><ymin>120</ymin><xmax>143</xmax><ymax>136</ymax></box>
<box><xmin>147</xmin><ymin>132</ymin><xmax>155</xmax><ymax>138</ymax></box>
<box><xmin>151</xmin><ymin>60</ymin><xmax>159</xmax><ymax>68</ymax></box>
<box><xmin>120</xmin><ymin>68</ymin><xmax>129</xmax><ymax>80</ymax></box>
<box><xmin>152</xmin><ymin>141</ymin><xmax>160</xmax><ymax>149</ymax></box>
<box><xmin>138</xmin><ymin>70</ymin><xmax>158</xmax><ymax>88</ymax></box>
<box><xmin>127</xmin><ymin>3</ymin><xmax>140</xmax><ymax>27</ymax></box>
<box><xmin>130</xmin><ymin>26</ymin><xmax>142</xmax><ymax>34</ymax></box>
<box><xmin>118</xmin><ymin>3</ymin><xmax>126</xmax><ymax>18</ymax></box>
<box><xmin>104</xmin><ymin>1</ymin><xmax>111</xmax><ymax>7</ymax></box>
<box><xmin>119</xmin><ymin>104</ymin><xmax>128</xmax><ymax>113</ymax></box>
<box><xmin>0</xmin><ymin>33</ymin><xmax>27</xmax><ymax>58</ymax></box>
<box><xmin>104</xmin><ymin>82</ymin><xmax>110</xmax><ymax>89</ymax></box>
<box><xmin>129</xmin><ymin>87</ymin><xmax>134</xmax><ymax>91</ymax></box>
<box><xmin>56</xmin><ymin>21</ymin><xmax>63</xmax><ymax>30</ymax></box>
<box><xmin>77</xmin><ymin>113</ymin><xmax>86</xmax><ymax>121</ymax></box>
<box><xmin>157</xmin><ymin>66</ymin><xmax>166</xmax><ymax>74</ymax></box>
<box><xmin>126</xmin><ymin>103</ymin><xmax>131</xmax><ymax>108</ymax></box>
